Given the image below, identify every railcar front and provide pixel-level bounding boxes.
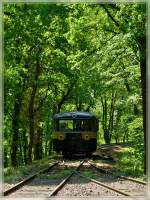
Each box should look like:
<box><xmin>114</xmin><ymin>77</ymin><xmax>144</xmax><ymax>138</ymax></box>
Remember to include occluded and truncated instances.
<box><xmin>52</xmin><ymin>112</ymin><xmax>98</xmax><ymax>156</ymax></box>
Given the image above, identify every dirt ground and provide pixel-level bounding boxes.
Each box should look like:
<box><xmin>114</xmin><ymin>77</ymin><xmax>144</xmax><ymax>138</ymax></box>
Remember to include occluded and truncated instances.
<box><xmin>94</xmin><ymin>143</ymin><xmax>126</xmax><ymax>161</ymax></box>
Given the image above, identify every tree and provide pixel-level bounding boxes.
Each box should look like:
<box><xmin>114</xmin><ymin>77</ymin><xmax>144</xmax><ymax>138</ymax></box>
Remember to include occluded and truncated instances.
<box><xmin>4</xmin><ymin>3</ymin><xmax>145</xmax><ymax>175</ymax></box>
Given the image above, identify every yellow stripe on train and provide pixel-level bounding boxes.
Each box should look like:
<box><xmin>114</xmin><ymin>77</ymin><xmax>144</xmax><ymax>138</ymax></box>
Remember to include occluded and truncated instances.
<box><xmin>52</xmin><ymin>133</ymin><xmax>66</xmax><ymax>140</ymax></box>
<box><xmin>52</xmin><ymin>132</ymin><xmax>96</xmax><ymax>140</ymax></box>
<box><xmin>81</xmin><ymin>132</ymin><xmax>96</xmax><ymax>140</ymax></box>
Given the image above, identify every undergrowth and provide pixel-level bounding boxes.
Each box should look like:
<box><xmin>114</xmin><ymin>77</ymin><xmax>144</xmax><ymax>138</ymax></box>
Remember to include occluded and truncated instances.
<box><xmin>39</xmin><ymin>169</ymin><xmax>71</xmax><ymax>179</ymax></box>
<box><xmin>4</xmin><ymin>157</ymin><xmax>52</xmax><ymax>183</ymax></box>
<box><xmin>81</xmin><ymin>170</ymin><xmax>97</xmax><ymax>179</ymax></box>
<box><xmin>114</xmin><ymin>147</ymin><xmax>146</xmax><ymax>181</ymax></box>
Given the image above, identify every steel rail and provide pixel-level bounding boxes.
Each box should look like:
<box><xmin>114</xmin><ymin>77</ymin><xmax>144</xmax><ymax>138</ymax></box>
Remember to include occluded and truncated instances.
<box><xmin>75</xmin><ymin>171</ymin><xmax>130</xmax><ymax>196</ymax></box>
<box><xmin>88</xmin><ymin>161</ymin><xmax>146</xmax><ymax>185</ymax></box>
<box><xmin>118</xmin><ymin>175</ymin><xmax>146</xmax><ymax>185</ymax></box>
<box><xmin>48</xmin><ymin>160</ymin><xmax>85</xmax><ymax>197</ymax></box>
<box><xmin>4</xmin><ymin>161</ymin><xmax>59</xmax><ymax>196</ymax></box>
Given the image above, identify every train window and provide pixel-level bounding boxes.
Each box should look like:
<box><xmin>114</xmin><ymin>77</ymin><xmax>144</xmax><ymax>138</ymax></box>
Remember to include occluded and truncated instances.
<box><xmin>81</xmin><ymin>120</ymin><xmax>91</xmax><ymax>131</ymax></box>
<box><xmin>74</xmin><ymin>120</ymin><xmax>82</xmax><ymax>131</ymax></box>
<box><xmin>73</xmin><ymin>119</ymin><xmax>95</xmax><ymax>131</ymax></box>
<box><xmin>59</xmin><ymin>120</ymin><xmax>73</xmax><ymax>131</ymax></box>
<box><xmin>56</xmin><ymin>119</ymin><xmax>98</xmax><ymax>131</ymax></box>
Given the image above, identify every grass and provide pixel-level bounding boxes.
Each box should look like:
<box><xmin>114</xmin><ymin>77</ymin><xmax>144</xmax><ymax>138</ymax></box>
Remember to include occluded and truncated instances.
<box><xmin>81</xmin><ymin>170</ymin><xmax>97</xmax><ymax>179</ymax></box>
<box><xmin>39</xmin><ymin>169</ymin><xmax>72</xmax><ymax>179</ymax></box>
<box><xmin>113</xmin><ymin>147</ymin><xmax>146</xmax><ymax>181</ymax></box>
<box><xmin>92</xmin><ymin>144</ymin><xmax>146</xmax><ymax>182</ymax></box>
<box><xmin>4</xmin><ymin>157</ymin><xmax>53</xmax><ymax>183</ymax></box>
<box><xmin>4</xmin><ymin>146</ymin><xmax>146</xmax><ymax>183</ymax></box>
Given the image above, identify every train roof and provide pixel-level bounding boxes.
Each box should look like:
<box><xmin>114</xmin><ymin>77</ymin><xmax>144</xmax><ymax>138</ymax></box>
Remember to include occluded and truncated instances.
<box><xmin>54</xmin><ymin>111</ymin><xmax>97</xmax><ymax>119</ymax></box>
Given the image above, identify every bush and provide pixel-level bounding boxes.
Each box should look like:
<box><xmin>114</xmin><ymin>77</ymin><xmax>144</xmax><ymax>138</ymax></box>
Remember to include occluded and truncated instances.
<box><xmin>116</xmin><ymin>146</ymin><xmax>144</xmax><ymax>178</ymax></box>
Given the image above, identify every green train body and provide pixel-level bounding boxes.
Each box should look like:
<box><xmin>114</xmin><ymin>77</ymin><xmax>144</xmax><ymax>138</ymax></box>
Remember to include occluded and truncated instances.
<box><xmin>52</xmin><ymin>112</ymin><xmax>98</xmax><ymax>156</ymax></box>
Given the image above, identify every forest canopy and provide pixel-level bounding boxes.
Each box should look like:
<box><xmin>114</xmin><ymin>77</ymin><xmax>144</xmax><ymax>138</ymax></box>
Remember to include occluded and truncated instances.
<box><xmin>4</xmin><ymin>3</ymin><xmax>146</xmax><ymax>173</ymax></box>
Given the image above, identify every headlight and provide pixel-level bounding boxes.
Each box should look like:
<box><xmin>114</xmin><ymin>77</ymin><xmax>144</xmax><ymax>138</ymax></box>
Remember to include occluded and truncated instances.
<box><xmin>59</xmin><ymin>135</ymin><xmax>65</xmax><ymax>140</ymax></box>
<box><xmin>84</xmin><ymin>135</ymin><xmax>89</xmax><ymax>140</ymax></box>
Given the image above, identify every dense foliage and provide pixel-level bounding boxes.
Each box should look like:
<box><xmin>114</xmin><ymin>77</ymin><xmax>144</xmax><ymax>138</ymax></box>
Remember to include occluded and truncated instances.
<box><xmin>4</xmin><ymin>3</ymin><xmax>146</xmax><ymax>175</ymax></box>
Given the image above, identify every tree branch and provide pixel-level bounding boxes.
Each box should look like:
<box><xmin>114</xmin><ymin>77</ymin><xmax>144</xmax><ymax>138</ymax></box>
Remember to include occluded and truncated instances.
<box><xmin>101</xmin><ymin>4</ymin><xmax>120</xmax><ymax>27</ymax></box>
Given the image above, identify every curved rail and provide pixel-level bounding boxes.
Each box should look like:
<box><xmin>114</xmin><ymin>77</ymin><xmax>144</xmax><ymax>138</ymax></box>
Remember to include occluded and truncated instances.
<box><xmin>4</xmin><ymin>159</ymin><xmax>145</xmax><ymax>197</ymax></box>
<box><xmin>75</xmin><ymin>171</ymin><xmax>130</xmax><ymax>196</ymax></box>
<box><xmin>49</xmin><ymin>160</ymin><xmax>85</xmax><ymax>197</ymax></box>
<box><xmin>4</xmin><ymin>162</ymin><xmax>59</xmax><ymax>196</ymax></box>
<box><xmin>88</xmin><ymin>161</ymin><xmax>146</xmax><ymax>185</ymax></box>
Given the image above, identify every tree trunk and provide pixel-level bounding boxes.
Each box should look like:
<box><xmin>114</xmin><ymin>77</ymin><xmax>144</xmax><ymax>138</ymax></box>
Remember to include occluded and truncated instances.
<box><xmin>85</xmin><ymin>105</ymin><xmax>91</xmax><ymax>112</ymax></box>
<box><xmin>28</xmin><ymin>85</ymin><xmax>37</xmax><ymax>163</ymax></box>
<box><xmin>108</xmin><ymin>92</ymin><xmax>116</xmax><ymax>136</ymax></box>
<box><xmin>101</xmin><ymin>96</ymin><xmax>110</xmax><ymax>144</ymax></box>
<box><xmin>76</xmin><ymin>98</ymin><xmax>82</xmax><ymax>111</ymax></box>
<box><xmin>101</xmin><ymin>93</ymin><xmax>116</xmax><ymax>144</ymax></box>
<box><xmin>114</xmin><ymin>136</ymin><xmax>118</xmax><ymax>144</ymax></box>
<box><xmin>137</xmin><ymin>36</ymin><xmax>146</xmax><ymax>174</ymax></box>
<box><xmin>19</xmin><ymin>139</ymin><xmax>23</xmax><ymax>165</ymax></box>
<box><xmin>34</xmin><ymin>127</ymin><xmax>43</xmax><ymax>160</ymax></box>
<box><xmin>11</xmin><ymin>93</ymin><xmax>22</xmax><ymax>167</ymax></box>
<box><xmin>22</xmin><ymin>129</ymin><xmax>28</xmax><ymax>164</ymax></box>
<box><xmin>49</xmin><ymin>140</ymin><xmax>53</xmax><ymax>156</ymax></box>
<box><xmin>57</xmin><ymin>85</ymin><xmax>73</xmax><ymax>113</ymax></box>
<box><xmin>28</xmin><ymin>50</ymin><xmax>41</xmax><ymax>164</ymax></box>
<box><xmin>45</xmin><ymin>115</ymin><xmax>50</xmax><ymax>156</ymax></box>
<box><xmin>104</xmin><ymin>129</ymin><xmax>111</xmax><ymax>144</ymax></box>
<box><xmin>4</xmin><ymin>147</ymin><xmax>8</xmax><ymax>167</ymax></box>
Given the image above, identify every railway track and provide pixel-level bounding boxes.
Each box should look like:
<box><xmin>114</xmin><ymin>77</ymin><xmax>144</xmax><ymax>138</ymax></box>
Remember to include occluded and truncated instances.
<box><xmin>3</xmin><ymin>159</ymin><xmax>146</xmax><ymax>197</ymax></box>
<box><xmin>49</xmin><ymin>160</ymin><xmax>84</xmax><ymax>196</ymax></box>
<box><xmin>4</xmin><ymin>161</ymin><xmax>59</xmax><ymax>196</ymax></box>
<box><xmin>85</xmin><ymin>161</ymin><xmax>146</xmax><ymax>196</ymax></box>
<box><xmin>89</xmin><ymin>161</ymin><xmax>146</xmax><ymax>185</ymax></box>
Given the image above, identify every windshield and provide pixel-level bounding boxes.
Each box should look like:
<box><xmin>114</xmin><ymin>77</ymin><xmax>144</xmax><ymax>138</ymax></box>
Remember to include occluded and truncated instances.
<box><xmin>57</xmin><ymin>119</ymin><xmax>97</xmax><ymax>131</ymax></box>
<box><xmin>59</xmin><ymin>120</ymin><xmax>73</xmax><ymax>131</ymax></box>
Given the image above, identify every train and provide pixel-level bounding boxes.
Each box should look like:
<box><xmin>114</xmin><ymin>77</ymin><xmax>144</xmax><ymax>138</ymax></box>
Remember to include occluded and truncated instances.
<box><xmin>52</xmin><ymin>111</ymin><xmax>99</xmax><ymax>156</ymax></box>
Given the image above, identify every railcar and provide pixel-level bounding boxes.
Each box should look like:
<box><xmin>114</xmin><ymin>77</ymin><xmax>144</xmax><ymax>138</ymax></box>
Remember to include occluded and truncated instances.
<box><xmin>52</xmin><ymin>111</ymin><xmax>98</xmax><ymax>156</ymax></box>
